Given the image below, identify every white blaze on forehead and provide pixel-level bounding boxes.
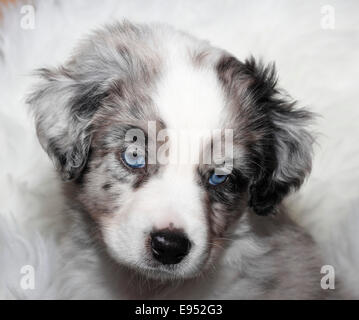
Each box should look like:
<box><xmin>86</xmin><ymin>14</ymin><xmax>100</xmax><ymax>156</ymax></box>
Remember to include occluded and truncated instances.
<box><xmin>153</xmin><ymin>46</ymin><xmax>227</xmax><ymax>166</ymax></box>
<box><xmin>154</xmin><ymin>48</ymin><xmax>226</xmax><ymax>132</ymax></box>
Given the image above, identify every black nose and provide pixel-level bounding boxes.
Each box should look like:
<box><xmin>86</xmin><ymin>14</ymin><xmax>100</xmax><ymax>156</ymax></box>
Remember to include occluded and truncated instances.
<box><xmin>150</xmin><ymin>230</ymin><xmax>191</xmax><ymax>265</ymax></box>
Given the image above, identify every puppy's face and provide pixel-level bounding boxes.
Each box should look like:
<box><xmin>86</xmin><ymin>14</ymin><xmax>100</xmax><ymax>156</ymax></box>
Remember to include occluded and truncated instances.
<box><xmin>28</xmin><ymin>23</ymin><xmax>313</xmax><ymax>280</ymax></box>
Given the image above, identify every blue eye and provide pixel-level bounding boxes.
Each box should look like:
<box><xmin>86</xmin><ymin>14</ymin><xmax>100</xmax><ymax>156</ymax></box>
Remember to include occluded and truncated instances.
<box><xmin>209</xmin><ymin>173</ymin><xmax>228</xmax><ymax>186</ymax></box>
<box><xmin>122</xmin><ymin>149</ymin><xmax>145</xmax><ymax>169</ymax></box>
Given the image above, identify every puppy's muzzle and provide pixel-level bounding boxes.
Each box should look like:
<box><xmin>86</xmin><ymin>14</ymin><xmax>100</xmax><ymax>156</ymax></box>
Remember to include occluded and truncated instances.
<box><xmin>150</xmin><ymin>230</ymin><xmax>191</xmax><ymax>265</ymax></box>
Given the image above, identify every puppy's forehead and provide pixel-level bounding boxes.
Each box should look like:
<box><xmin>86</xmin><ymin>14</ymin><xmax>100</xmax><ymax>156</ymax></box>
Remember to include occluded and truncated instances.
<box><xmin>154</xmin><ymin>46</ymin><xmax>226</xmax><ymax>131</ymax></box>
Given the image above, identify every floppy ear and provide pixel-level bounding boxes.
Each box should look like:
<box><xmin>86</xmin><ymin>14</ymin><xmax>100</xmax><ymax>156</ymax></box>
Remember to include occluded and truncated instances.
<box><xmin>218</xmin><ymin>56</ymin><xmax>314</xmax><ymax>215</ymax></box>
<box><xmin>242</xmin><ymin>58</ymin><xmax>314</xmax><ymax>215</ymax></box>
<box><xmin>27</xmin><ymin>67</ymin><xmax>108</xmax><ymax>181</ymax></box>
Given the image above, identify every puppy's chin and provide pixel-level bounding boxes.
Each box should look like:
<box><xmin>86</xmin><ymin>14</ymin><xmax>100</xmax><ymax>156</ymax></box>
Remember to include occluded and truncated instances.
<box><xmin>134</xmin><ymin>264</ymin><xmax>203</xmax><ymax>281</ymax></box>
<box><xmin>113</xmin><ymin>254</ymin><xmax>209</xmax><ymax>281</ymax></box>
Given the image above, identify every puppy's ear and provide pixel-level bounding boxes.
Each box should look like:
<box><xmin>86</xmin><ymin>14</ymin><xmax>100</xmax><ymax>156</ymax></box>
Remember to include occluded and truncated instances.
<box><xmin>27</xmin><ymin>67</ymin><xmax>108</xmax><ymax>181</ymax></box>
<box><xmin>218</xmin><ymin>56</ymin><xmax>314</xmax><ymax>215</ymax></box>
<box><xmin>244</xmin><ymin>58</ymin><xmax>314</xmax><ymax>215</ymax></box>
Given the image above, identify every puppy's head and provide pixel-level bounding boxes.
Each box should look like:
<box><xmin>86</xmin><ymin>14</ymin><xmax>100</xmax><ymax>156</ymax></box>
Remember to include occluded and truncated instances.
<box><xmin>28</xmin><ymin>22</ymin><xmax>313</xmax><ymax>280</ymax></box>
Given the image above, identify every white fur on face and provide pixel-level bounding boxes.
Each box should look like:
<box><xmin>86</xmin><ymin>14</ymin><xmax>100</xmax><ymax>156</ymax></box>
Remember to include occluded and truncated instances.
<box><xmin>102</xmin><ymin>164</ymin><xmax>209</xmax><ymax>278</ymax></box>
<box><xmin>100</xmin><ymin>49</ymin><xmax>228</xmax><ymax>278</ymax></box>
<box><xmin>153</xmin><ymin>38</ymin><xmax>226</xmax><ymax>132</ymax></box>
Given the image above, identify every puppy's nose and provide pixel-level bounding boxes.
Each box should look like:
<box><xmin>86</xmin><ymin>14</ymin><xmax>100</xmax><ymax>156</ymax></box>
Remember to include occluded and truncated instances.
<box><xmin>150</xmin><ymin>230</ymin><xmax>191</xmax><ymax>265</ymax></box>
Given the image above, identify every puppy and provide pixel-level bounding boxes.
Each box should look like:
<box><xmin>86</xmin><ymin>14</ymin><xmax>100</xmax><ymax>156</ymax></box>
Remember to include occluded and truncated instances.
<box><xmin>28</xmin><ymin>21</ymin><xmax>339</xmax><ymax>299</ymax></box>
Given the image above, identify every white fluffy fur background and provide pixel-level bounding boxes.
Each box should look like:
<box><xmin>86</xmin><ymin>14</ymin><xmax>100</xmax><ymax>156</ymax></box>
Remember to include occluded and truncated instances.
<box><xmin>0</xmin><ymin>0</ymin><xmax>358</xmax><ymax>299</ymax></box>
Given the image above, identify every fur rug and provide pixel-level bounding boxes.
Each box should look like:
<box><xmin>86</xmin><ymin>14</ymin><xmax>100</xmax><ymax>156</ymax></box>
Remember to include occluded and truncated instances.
<box><xmin>0</xmin><ymin>0</ymin><xmax>358</xmax><ymax>299</ymax></box>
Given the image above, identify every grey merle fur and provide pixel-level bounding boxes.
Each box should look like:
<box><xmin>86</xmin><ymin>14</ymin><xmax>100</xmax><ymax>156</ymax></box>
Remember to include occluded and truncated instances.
<box><xmin>26</xmin><ymin>22</ymin><xmax>337</xmax><ymax>299</ymax></box>
<box><xmin>216</xmin><ymin>56</ymin><xmax>314</xmax><ymax>215</ymax></box>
